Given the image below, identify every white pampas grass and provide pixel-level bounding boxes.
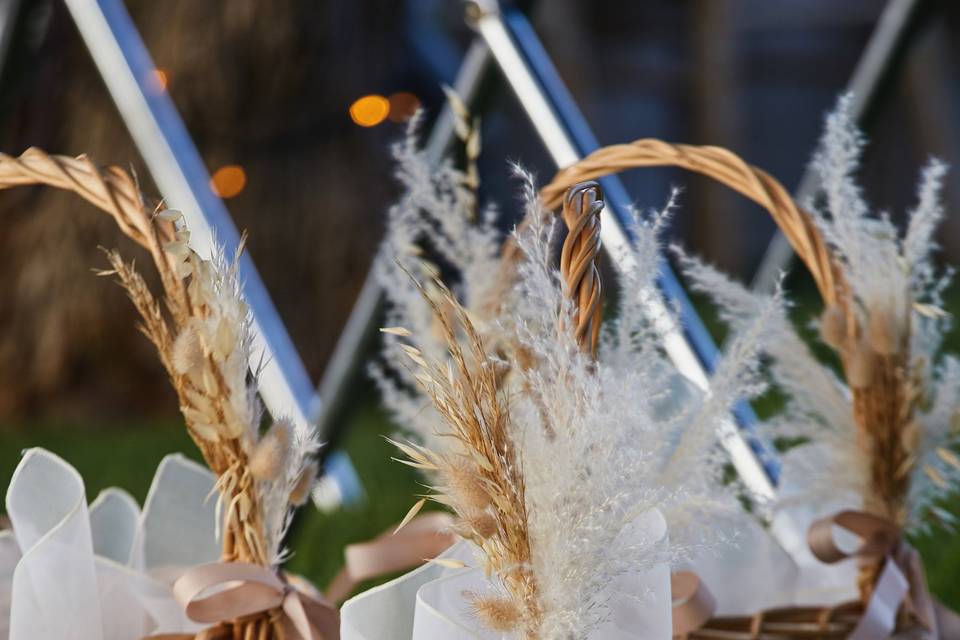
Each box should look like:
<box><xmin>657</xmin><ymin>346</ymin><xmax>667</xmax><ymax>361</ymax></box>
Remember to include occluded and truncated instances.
<box><xmin>111</xmin><ymin>225</ymin><xmax>319</xmax><ymax>568</ymax></box>
<box><xmin>678</xmin><ymin>96</ymin><xmax>960</xmax><ymax>533</ymax></box>
<box><xmin>372</xmin><ymin>108</ymin><xmax>503</xmax><ymax>452</ymax></box>
<box><xmin>385</xmin><ymin>157</ymin><xmax>773</xmax><ymax>635</ymax></box>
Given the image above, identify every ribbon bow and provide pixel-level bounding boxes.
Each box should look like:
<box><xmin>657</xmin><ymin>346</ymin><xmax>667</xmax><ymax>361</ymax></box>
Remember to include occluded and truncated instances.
<box><xmin>326</xmin><ymin>511</ymin><xmax>455</xmax><ymax>603</ymax></box>
<box><xmin>164</xmin><ymin>561</ymin><xmax>340</xmax><ymax>640</ymax></box>
<box><xmin>148</xmin><ymin>512</ymin><xmax>455</xmax><ymax>639</ymax></box>
<box><xmin>807</xmin><ymin>509</ymin><xmax>956</xmax><ymax>639</ymax></box>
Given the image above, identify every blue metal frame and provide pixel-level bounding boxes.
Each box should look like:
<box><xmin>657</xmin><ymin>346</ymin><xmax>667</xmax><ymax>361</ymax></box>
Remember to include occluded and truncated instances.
<box><xmin>501</xmin><ymin>7</ymin><xmax>781</xmax><ymax>484</ymax></box>
<box><xmin>63</xmin><ymin>0</ymin><xmax>362</xmax><ymax>504</ymax></box>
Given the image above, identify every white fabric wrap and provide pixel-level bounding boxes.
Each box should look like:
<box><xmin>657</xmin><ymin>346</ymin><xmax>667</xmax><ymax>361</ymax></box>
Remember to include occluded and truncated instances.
<box><xmin>342</xmin><ymin>508</ymin><xmax>672</xmax><ymax>639</ymax></box>
<box><xmin>0</xmin><ymin>448</ymin><xmax>220</xmax><ymax>639</ymax></box>
<box><xmin>680</xmin><ymin>444</ymin><xmax>860</xmax><ymax>616</ymax></box>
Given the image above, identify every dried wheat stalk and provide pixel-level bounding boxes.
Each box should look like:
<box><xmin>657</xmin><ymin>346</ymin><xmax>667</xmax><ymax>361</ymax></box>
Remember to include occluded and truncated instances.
<box><xmin>0</xmin><ymin>148</ymin><xmax>317</xmax><ymax>638</ymax></box>
<box><xmin>387</xmin><ymin>181</ymin><xmax>612</xmax><ymax>637</ymax></box>
<box><xmin>389</xmin><ymin>277</ymin><xmax>541</xmax><ymax>636</ymax></box>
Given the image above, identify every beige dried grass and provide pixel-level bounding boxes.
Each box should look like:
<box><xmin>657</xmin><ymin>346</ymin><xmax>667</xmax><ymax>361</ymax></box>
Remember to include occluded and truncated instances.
<box><xmin>388</xmin><ymin>182</ymin><xmax>607</xmax><ymax>637</ymax></box>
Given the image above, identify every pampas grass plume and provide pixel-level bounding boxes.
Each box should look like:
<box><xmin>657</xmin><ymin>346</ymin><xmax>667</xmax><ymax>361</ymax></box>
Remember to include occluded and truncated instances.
<box><xmin>470</xmin><ymin>594</ymin><xmax>522</xmax><ymax>632</ymax></box>
<box><xmin>250</xmin><ymin>420</ymin><xmax>291</xmax><ymax>481</ymax></box>
<box><xmin>172</xmin><ymin>322</ymin><xmax>204</xmax><ymax>376</ymax></box>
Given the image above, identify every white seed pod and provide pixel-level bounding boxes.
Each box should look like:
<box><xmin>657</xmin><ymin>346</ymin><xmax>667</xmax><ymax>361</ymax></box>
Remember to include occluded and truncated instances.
<box><xmin>163</xmin><ymin>240</ymin><xmax>190</xmax><ymax>258</ymax></box>
<box><xmin>213</xmin><ymin>318</ymin><xmax>236</xmax><ymax>361</ymax></box>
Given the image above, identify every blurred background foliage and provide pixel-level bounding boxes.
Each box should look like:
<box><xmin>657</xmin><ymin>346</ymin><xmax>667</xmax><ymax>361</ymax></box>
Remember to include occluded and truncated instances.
<box><xmin>0</xmin><ymin>0</ymin><xmax>959</xmax><ymax>606</ymax></box>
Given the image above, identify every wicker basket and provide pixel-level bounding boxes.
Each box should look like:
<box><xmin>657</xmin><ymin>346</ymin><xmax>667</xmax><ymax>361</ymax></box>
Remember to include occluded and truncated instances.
<box><xmin>537</xmin><ymin>139</ymin><xmax>929</xmax><ymax>638</ymax></box>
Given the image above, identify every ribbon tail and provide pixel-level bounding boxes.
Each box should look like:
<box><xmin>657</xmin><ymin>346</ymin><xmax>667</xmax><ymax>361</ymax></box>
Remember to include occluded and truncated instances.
<box><xmin>849</xmin><ymin>557</ymin><xmax>909</xmax><ymax>640</ymax></box>
<box><xmin>934</xmin><ymin>597</ymin><xmax>960</xmax><ymax>640</ymax></box>
<box><xmin>671</xmin><ymin>572</ymin><xmax>716</xmax><ymax>637</ymax></box>
<box><xmin>282</xmin><ymin>591</ymin><xmax>340</xmax><ymax>640</ymax></box>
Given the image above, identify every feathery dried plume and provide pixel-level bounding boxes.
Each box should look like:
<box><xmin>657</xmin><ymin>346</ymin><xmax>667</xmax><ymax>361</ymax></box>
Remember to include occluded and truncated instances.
<box><xmin>394</xmin><ymin>275</ymin><xmax>540</xmax><ymax>636</ymax></box>
<box><xmin>809</xmin><ymin>95</ymin><xmax>959</xmax><ymax>534</ymax></box>
<box><xmin>107</xmin><ymin>227</ymin><xmax>318</xmax><ymax>569</ymax></box>
<box><xmin>372</xmin><ymin>94</ymin><xmax>504</xmax><ymax>453</ymax></box>
<box><xmin>678</xmin><ymin>97</ymin><xmax>960</xmax><ymax>600</ymax></box>
<box><xmin>469</xmin><ymin>594</ymin><xmax>524</xmax><ymax>632</ymax></box>
<box><xmin>676</xmin><ymin>251</ymin><xmax>866</xmax><ymax>505</ymax></box>
<box><xmin>387</xmin><ymin>169</ymin><xmax>769</xmax><ymax>637</ymax></box>
<box><xmin>0</xmin><ymin>150</ymin><xmax>322</xmax><ymax>638</ymax></box>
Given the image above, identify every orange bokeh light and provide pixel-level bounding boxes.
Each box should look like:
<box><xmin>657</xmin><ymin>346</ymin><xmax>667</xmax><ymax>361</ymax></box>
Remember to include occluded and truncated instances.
<box><xmin>150</xmin><ymin>69</ymin><xmax>168</xmax><ymax>92</ymax></box>
<box><xmin>349</xmin><ymin>95</ymin><xmax>390</xmax><ymax>127</ymax></box>
<box><xmin>387</xmin><ymin>92</ymin><xmax>420</xmax><ymax>122</ymax></box>
<box><xmin>210</xmin><ymin>165</ymin><xmax>246</xmax><ymax>199</ymax></box>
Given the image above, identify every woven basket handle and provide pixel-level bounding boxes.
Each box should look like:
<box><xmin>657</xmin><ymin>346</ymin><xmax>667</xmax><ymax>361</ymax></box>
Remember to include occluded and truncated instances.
<box><xmin>559</xmin><ymin>181</ymin><xmax>604</xmax><ymax>356</ymax></box>
<box><xmin>539</xmin><ymin>139</ymin><xmax>844</xmax><ymax>309</ymax></box>
<box><xmin>0</xmin><ymin>147</ymin><xmax>180</xmax><ymax>288</ymax></box>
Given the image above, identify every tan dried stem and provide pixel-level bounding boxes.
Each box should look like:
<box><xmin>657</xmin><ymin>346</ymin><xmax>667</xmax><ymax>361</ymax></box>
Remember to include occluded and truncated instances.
<box><xmin>0</xmin><ymin>148</ymin><xmax>279</xmax><ymax>636</ymax></box>
<box><xmin>394</xmin><ymin>277</ymin><xmax>541</xmax><ymax>637</ymax></box>
<box><xmin>559</xmin><ymin>182</ymin><xmax>604</xmax><ymax>356</ymax></box>
<box><xmin>538</xmin><ymin>138</ymin><xmax>915</xmax><ymax>606</ymax></box>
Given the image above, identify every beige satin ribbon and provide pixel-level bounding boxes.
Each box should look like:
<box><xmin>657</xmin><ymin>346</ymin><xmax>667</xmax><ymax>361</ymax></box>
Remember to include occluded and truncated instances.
<box><xmin>147</xmin><ymin>511</ymin><xmax>455</xmax><ymax>638</ymax></box>
<box><xmin>156</xmin><ymin>561</ymin><xmax>339</xmax><ymax>640</ymax></box>
<box><xmin>325</xmin><ymin>511</ymin><xmax>456</xmax><ymax>603</ymax></box>
<box><xmin>807</xmin><ymin>509</ymin><xmax>945</xmax><ymax>639</ymax></box>
<box><xmin>672</xmin><ymin>571</ymin><xmax>716</xmax><ymax>637</ymax></box>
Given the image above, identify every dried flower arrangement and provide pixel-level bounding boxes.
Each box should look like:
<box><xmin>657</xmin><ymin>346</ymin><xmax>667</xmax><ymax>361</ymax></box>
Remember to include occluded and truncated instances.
<box><xmin>374</xmin><ymin>110</ymin><xmax>775</xmax><ymax>637</ymax></box>
<box><xmin>0</xmin><ymin>149</ymin><xmax>329</xmax><ymax>639</ymax></box>
<box><xmin>372</xmin><ymin>93</ymin><xmax>503</xmax><ymax>455</ymax></box>
<box><xmin>676</xmin><ymin>97</ymin><xmax>958</xmax><ymax>611</ymax></box>
<box><xmin>535</xmin><ymin>96</ymin><xmax>960</xmax><ymax>635</ymax></box>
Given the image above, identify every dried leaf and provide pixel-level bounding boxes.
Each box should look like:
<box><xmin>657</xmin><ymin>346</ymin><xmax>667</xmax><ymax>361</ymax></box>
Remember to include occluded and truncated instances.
<box><xmin>936</xmin><ymin>447</ymin><xmax>960</xmax><ymax>471</ymax></box>
<box><xmin>395</xmin><ymin>498</ymin><xmax>427</xmax><ymax>534</ymax></box>
<box><xmin>380</xmin><ymin>326</ymin><xmax>412</xmax><ymax>337</ymax></box>
<box><xmin>426</xmin><ymin>557</ymin><xmax>466</xmax><ymax>570</ymax></box>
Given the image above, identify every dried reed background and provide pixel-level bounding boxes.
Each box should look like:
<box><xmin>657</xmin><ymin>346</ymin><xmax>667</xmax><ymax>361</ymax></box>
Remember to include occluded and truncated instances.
<box><xmin>0</xmin><ymin>0</ymin><xmax>391</xmax><ymax>417</ymax></box>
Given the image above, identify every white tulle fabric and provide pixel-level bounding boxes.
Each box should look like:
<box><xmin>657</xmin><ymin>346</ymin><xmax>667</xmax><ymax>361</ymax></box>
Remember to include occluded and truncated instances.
<box><xmin>341</xmin><ymin>509</ymin><xmax>672</xmax><ymax>640</ymax></box>
<box><xmin>0</xmin><ymin>448</ymin><xmax>220</xmax><ymax>639</ymax></box>
<box><xmin>684</xmin><ymin>445</ymin><xmax>860</xmax><ymax>617</ymax></box>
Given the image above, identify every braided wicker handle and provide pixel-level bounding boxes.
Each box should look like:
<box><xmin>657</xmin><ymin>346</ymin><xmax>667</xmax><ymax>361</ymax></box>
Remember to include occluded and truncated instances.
<box><xmin>560</xmin><ymin>181</ymin><xmax>604</xmax><ymax>356</ymax></box>
<box><xmin>543</xmin><ymin>142</ymin><xmax>927</xmax><ymax>610</ymax></box>
<box><xmin>0</xmin><ymin>148</ymin><xmax>178</xmax><ymax>276</ymax></box>
<box><xmin>539</xmin><ymin>139</ymin><xmax>845</xmax><ymax>310</ymax></box>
